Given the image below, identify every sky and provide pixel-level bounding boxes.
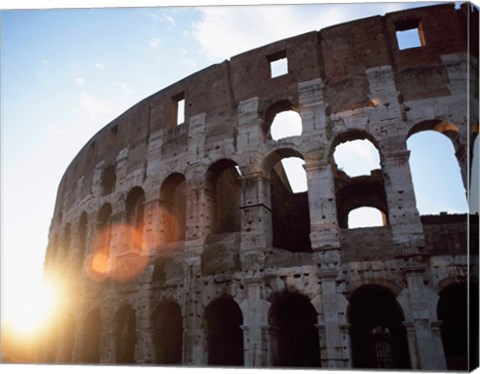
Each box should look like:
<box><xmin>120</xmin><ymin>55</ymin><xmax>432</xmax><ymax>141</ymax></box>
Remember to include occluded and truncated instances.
<box><xmin>0</xmin><ymin>0</ymin><xmax>478</xmax><ymax>323</ymax></box>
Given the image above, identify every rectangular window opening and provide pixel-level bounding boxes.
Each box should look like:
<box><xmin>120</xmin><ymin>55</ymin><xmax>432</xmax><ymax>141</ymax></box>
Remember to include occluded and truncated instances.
<box><xmin>268</xmin><ymin>51</ymin><xmax>288</xmax><ymax>78</ymax></box>
<box><xmin>395</xmin><ymin>20</ymin><xmax>424</xmax><ymax>50</ymax></box>
<box><xmin>173</xmin><ymin>92</ymin><xmax>185</xmax><ymax>126</ymax></box>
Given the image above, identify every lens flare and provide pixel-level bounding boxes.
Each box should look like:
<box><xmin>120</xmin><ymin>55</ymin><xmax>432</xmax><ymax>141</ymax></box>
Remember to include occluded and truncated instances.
<box><xmin>4</xmin><ymin>278</ymin><xmax>59</xmax><ymax>338</ymax></box>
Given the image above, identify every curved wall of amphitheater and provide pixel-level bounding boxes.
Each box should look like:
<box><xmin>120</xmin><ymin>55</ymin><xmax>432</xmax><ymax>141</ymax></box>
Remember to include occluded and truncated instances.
<box><xmin>44</xmin><ymin>3</ymin><xmax>479</xmax><ymax>370</ymax></box>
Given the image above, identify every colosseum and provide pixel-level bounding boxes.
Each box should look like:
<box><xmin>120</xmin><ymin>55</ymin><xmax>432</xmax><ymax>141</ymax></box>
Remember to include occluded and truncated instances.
<box><xmin>41</xmin><ymin>2</ymin><xmax>478</xmax><ymax>371</ymax></box>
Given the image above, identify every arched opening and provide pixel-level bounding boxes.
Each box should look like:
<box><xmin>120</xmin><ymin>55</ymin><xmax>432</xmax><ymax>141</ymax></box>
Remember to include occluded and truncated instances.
<box><xmin>407</xmin><ymin>125</ymin><xmax>467</xmax><ymax>215</ymax></box>
<box><xmin>348</xmin><ymin>286</ymin><xmax>410</xmax><ymax>369</ymax></box>
<box><xmin>270</xmin><ymin>110</ymin><xmax>302</xmax><ymax>141</ymax></box>
<box><xmin>205</xmin><ymin>297</ymin><xmax>244</xmax><ymax>366</ymax></box>
<box><xmin>160</xmin><ymin>173</ymin><xmax>187</xmax><ymax>242</ymax></box>
<box><xmin>126</xmin><ymin>187</ymin><xmax>145</xmax><ymax>252</ymax></box>
<box><xmin>63</xmin><ymin>314</ymin><xmax>76</xmax><ymax>363</ymax></box>
<box><xmin>471</xmin><ymin>134</ymin><xmax>479</xmax><ymax>214</ymax></box>
<box><xmin>332</xmin><ymin>134</ymin><xmax>387</xmax><ymax>229</ymax></box>
<box><xmin>81</xmin><ymin>308</ymin><xmax>101</xmax><ymax>363</ymax></box>
<box><xmin>333</xmin><ymin>138</ymin><xmax>381</xmax><ymax>177</ymax></box>
<box><xmin>113</xmin><ymin>305</ymin><xmax>137</xmax><ymax>364</ymax></box>
<box><xmin>265</xmin><ymin>149</ymin><xmax>310</xmax><ymax>252</ymax></box>
<box><xmin>101</xmin><ymin>165</ymin><xmax>116</xmax><ymax>196</ymax></box>
<box><xmin>348</xmin><ymin>207</ymin><xmax>387</xmax><ymax>228</ymax></box>
<box><xmin>97</xmin><ymin>204</ymin><xmax>112</xmax><ymax>258</ymax></box>
<box><xmin>206</xmin><ymin>159</ymin><xmax>241</xmax><ymax>235</ymax></box>
<box><xmin>437</xmin><ymin>283</ymin><xmax>479</xmax><ymax>370</ymax></box>
<box><xmin>269</xmin><ymin>292</ymin><xmax>320</xmax><ymax>367</ymax></box>
<box><xmin>78</xmin><ymin>212</ymin><xmax>88</xmax><ymax>269</ymax></box>
<box><xmin>152</xmin><ymin>301</ymin><xmax>183</xmax><ymax>364</ymax></box>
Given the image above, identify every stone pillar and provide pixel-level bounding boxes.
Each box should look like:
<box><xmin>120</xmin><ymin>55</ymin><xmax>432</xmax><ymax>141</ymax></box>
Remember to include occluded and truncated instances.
<box><xmin>298</xmin><ymin>78</ymin><xmax>326</xmax><ymax>135</ymax></box>
<box><xmin>240</xmin><ymin>172</ymin><xmax>273</xmax><ymax>250</ymax></box>
<box><xmin>315</xmin><ymin>268</ymin><xmax>348</xmax><ymax>368</ymax></box>
<box><xmin>304</xmin><ymin>160</ymin><xmax>340</xmax><ymax>250</ymax></box>
<box><xmin>242</xmin><ymin>277</ymin><xmax>270</xmax><ymax>367</ymax></box>
<box><xmin>236</xmin><ymin>97</ymin><xmax>264</xmax><ymax>150</ymax></box>
<box><xmin>403</xmin><ymin>264</ymin><xmax>447</xmax><ymax>370</ymax></box>
<box><xmin>381</xmin><ymin>149</ymin><xmax>425</xmax><ymax>255</ymax></box>
<box><xmin>143</xmin><ymin>198</ymin><xmax>162</xmax><ymax>251</ymax></box>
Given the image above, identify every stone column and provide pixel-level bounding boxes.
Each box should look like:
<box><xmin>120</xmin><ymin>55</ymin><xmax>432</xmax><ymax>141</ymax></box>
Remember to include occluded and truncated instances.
<box><xmin>143</xmin><ymin>198</ymin><xmax>162</xmax><ymax>251</ymax></box>
<box><xmin>240</xmin><ymin>172</ymin><xmax>273</xmax><ymax>250</ymax></box>
<box><xmin>381</xmin><ymin>149</ymin><xmax>425</xmax><ymax>256</ymax></box>
<box><xmin>242</xmin><ymin>277</ymin><xmax>270</xmax><ymax>367</ymax></box>
<box><xmin>304</xmin><ymin>160</ymin><xmax>340</xmax><ymax>250</ymax></box>
<box><xmin>298</xmin><ymin>78</ymin><xmax>326</xmax><ymax>135</ymax></box>
<box><xmin>402</xmin><ymin>264</ymin><xmax>447</xmax><ymax>370</ymax></box>
<box><xmin>315</xmin><ymin>268</ymin><xmax>348</xmax><ymax>368</ymax></box>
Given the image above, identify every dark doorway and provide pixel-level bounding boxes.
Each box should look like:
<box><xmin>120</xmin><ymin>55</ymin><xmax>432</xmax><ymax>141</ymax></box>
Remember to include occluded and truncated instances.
<box><xmin>114</xmin><ymin>305</ymin><xmax>137</xmax><ymax>364</ymax></box>
<box><xmin>438</xmin><ymin>283</ymin><xmax>479</xmax><ymax>370</ymax></box>
<box><xmin>269</xmin><ymin>293</ymin><xmax>320</xmax><ymax>367</ymax></box>
<box><xmin>348</xmin><ymin>286</ymin><xmax>410</xmax><ymax>369</ymax></box>
<box><xmin>152</xmin><ymin>301</ymin><xmax>183</xmax><ymax>364</ymax></box>
<box><xmin>205</xmin><ymin>297</ymin><xmax>244</xmax><ymax>366</ymax></box>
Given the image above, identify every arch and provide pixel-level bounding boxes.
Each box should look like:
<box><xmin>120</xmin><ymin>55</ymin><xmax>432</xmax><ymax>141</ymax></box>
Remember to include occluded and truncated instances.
<box><xmin>101</xmin><ymin>164</ymin><xmax>116</xmax><ymax>196</ymax></box>
<box><xmin>268</xmin><ymin>292</ymin><xmax>320</xmax><ymax>367</ymax></box>
<box><xmin>407</xmin><ymin>119</ymin><xmax>460</xmax><ymax>144</ymax></box>
<box><xmin>63</xmin><ymin>314</ymin><xmax>76</xmax><ymax>363</ymax></box>
<box><xmin>263</xmin><ymin>100</ymin><xmax>296</xmax><ymax>138</ymax></box>
<box><xmin>206</xmin><ymin>159</ymin><xmax>241</xmax><ymax>235</ymax></box>
<box><xmin>267</xmin><ymin>106</ymin><xmax>302</xmax><ymax>141</ymax></box>
<box><xmin>81</xmin><ymin>307</ymin><xmax>102</xmax><ymax>363</ymax></box>
<box><xmin>347</xmin><ymin>285</ymin><xmax>410</xmax><ymax>369</ymax></box>
<box><xmin>437</xmin><ymin>282</ymin><xmax>479</xmax><ymax>370</ymax></box>
<box><xmin>205</xmin><ymin>297</ymin><xmax>244</xmax><ymax>366</ymax></box>
<box><xmin>113</xmin><ymin>304</ymin><xmax>137</xmax><ymax>364</ymax></box>
<box><xmin>348</xmin><ymin>207</ymin><xmax>387</xmax><ymax>228</ymax></box>
<box><xmin>335</xmin><ymin>174</ymin><xmax>388</xmax><ymax>228</ymax></box>
<box><xmin>160</xmin><ymin>173</ymin><xmax>187</xmax><ymax>242</ymax></box>
<box><xmin>407</xmin><ymin>128</ymin><xmax>467</xmax><ymax>215</ymax></box>
<box><xmin>328</xmin><ymin>129</ymin><xmax>381</xmax><ymax>163</ymax></box>
<box><xmin>126</xmin><ymin>187</ymin><xmax>145</xmax><ymax>251</ymax></box>
<box><xmin>265</xmin><ymin>148</ymin><xmax>311</xmax><ymax>252</ymax></box>
<box><xmin>152</xmin><ymin>301</ymin><xmax>183</xmax><ymax>364</ymax></box>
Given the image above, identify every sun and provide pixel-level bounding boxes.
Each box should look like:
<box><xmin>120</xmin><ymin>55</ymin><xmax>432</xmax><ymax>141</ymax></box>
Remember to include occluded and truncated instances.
<box><xmin>3</xmin><ymin>277</ymin><xmax>60</xmax><ymax>338</ymax></box>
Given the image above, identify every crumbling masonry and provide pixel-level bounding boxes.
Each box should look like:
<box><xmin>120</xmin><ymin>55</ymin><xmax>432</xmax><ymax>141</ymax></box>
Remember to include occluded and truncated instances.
<box><xmin>44</xmin><ymin>3</ymin><xmax>479</xmax><ymax>371</ymax></box>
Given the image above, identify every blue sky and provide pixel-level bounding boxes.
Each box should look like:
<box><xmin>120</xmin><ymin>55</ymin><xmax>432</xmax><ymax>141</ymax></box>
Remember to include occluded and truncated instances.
<box><xmin>0</xmin><ymin>0</ymin><xmax>476</xmax><ymax>320</ymax></box>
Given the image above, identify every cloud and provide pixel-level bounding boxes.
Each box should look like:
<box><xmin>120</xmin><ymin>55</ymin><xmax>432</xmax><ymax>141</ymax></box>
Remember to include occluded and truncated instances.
<box><xmin>149</xmin><ymin>38</ymin><xmax>161</xmax><ymax>49</ymax></box>
<box><xmin>95</xmin><ymin>63</ymin><xmax>104</xmax><ymax>69</ymax></box>
<box><xmin>41</xmin><ymin>60</ymin><xmax>50</xmax><ymax>65</ymax></box>
<box><xmin>163</xmin><ymin>15</ymin><xmax>176</xmax><ymax>25</ymax></box>
<box><xmin>191</xmin><ymin>3</ymin><xmax>419</xmax><ymax>63</ymax></box>
<box><xmin>80</xmin><ymin>93</ymin><xmax>112</xmax><ymax>117</ymax></box>
<box><xmin>74</xmin><ymin>77</ymin><xmax>85</xmax><ymax>86</ymax></box>
<box><xmin>117</xmin><ymin>82</ymin><xmax>133</xmax><ymax>94</ymax></box>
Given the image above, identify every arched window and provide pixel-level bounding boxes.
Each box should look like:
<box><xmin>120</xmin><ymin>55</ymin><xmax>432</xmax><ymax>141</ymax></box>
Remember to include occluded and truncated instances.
<box><xmin>437</xmin><ymin>283</ymin><xmax>479</xmax><ymax>370</ymax></box>
<box><xmin>264</xmin><ymin>148</ymin><xmax>310</xmax><ymax>252</ymax></box>
<box><xmin>101</xmin><ymin>165</ymin><xmax>116</xmax><ymax>196</ymax></box>
<box><xmin>126</xmin><ymin>187</ymin><xmax>145</xmax><ymax>252</ymax></box>
<box><xmin>152</xmin><ymin>301</ymin><xmax>183</xmax><ymax>364</ymax></box>
<box><xmin>113</xmin><ymin>305</ymin><xmax>137</xmax><ymax>364</ymax></box>
<box><xmin>160</xmin><ymin>173</ymin><xmax>187</xmax><ymax>242</ymax></box>
<box><xmin>348</xmin><ymin>286</ymin><xmax>410</xmax><ymax>369</ymax></box>
<box><xmin>206</xmin><ymin>160</ymin><xmax>241</xmax><ymax>235</ymax></box>
<box><xmin>270</xmin><ymin>110</ymin><xmax>302</xmax><ymax>141</ymax></box>
<box><xmin>205</xmin><ymin>297</ymin><xmax>244</xmax><ymax>366</ymax></box>
<box><xmin>407</xmin><ymin>123</ymin><xmax>467</xmax><ymax>215</ymax></box>
<box><xmin>332</xmin><ymin>133</ymin><xmax>387</xmax><ymax>229</ymax></box>
<box><xmin>81</xmin><ymin>308</ymin><xmax>101</xmax><ymax>363</ymax></box>
<box><xmin>269</xmin><ymin>292</ymin><xmax>320</xmax><ymax>367</ymax></box>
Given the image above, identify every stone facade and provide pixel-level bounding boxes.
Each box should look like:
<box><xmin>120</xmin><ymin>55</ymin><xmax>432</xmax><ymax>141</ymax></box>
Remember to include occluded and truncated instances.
<box><xmin>43</xmin><ymin>3</ymin><xmax>478</xmax><ymax>370</ymax></box>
